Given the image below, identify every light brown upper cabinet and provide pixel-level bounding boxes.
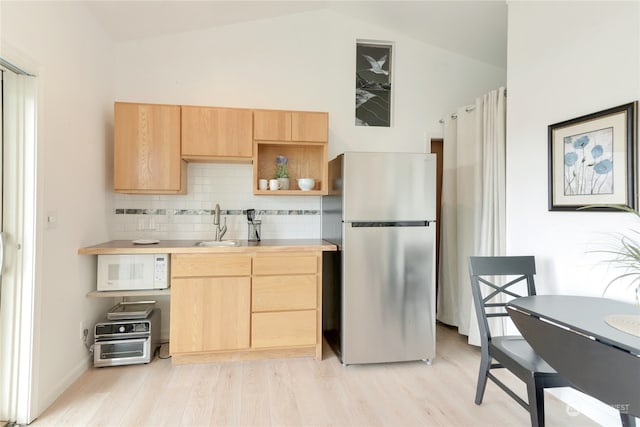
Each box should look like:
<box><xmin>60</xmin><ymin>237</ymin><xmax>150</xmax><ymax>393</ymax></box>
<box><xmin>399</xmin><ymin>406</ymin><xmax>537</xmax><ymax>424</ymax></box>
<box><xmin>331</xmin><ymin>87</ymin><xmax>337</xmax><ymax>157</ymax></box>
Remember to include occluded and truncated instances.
<box><xmin>253</xmin><ymin>110</ymin><xmax>291</xmax><ymax>141</ymax></box>
<box><xmin>254</xmin><ymin>110</ymin><xmax>328</xmax><ymax>142</ymax></box>
<box><xmin>253</xmin><ymin>109</ymin><xmax>329</xmax><ymax>195</ymax></box>
<box><xmin>181</xmin><ymin>106</ymin><xmax>253</xmax><ymax>162</ymax></box>
<box><xmin>291</xmin><ymin>112</ymin><xmax>329</xmax><ymax>142</ymax></box>
<box><xmin>114</xmin><ymin>102</ymin><xmax>186</xmax><ymax>194</ymax></box>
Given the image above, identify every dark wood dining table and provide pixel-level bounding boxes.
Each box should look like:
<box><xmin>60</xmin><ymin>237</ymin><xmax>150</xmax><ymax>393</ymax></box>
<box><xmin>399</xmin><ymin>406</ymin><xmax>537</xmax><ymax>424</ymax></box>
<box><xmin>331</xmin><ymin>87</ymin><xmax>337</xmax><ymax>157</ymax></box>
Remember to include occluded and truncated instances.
<box><xmin>506</xmin><ymin>295</ymin><xmax>639</xmax><ymax>425</ymax></box>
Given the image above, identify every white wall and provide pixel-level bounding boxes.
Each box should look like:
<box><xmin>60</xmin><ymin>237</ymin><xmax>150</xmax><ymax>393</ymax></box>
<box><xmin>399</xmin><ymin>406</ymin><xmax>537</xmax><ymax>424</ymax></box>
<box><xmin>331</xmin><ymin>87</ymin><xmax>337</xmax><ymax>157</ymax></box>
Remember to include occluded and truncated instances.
<box><xmin>3</xmin><ymin>0</ymin><xmax>633</xmax><ymax>422</ymax></box>
<box><xmin>506</xmin><ymin>1</ymin><xmax>640</xmax><ymax>424</ymax></box>
<box><xmin>111</xmin><ymin>5</ymin><xmax>506</xmax><ymax>350</ymax></box>
<box><xmin>115</xmin><ymin>9</ymin><xmax>506</xmax><ymax>159</ymax></box>
<box><xmin>111</xmin><ymin>7</ymin><xmax>506</xmax><ymax>240</ymax></box>
<box><xmin>1</xmin><ymin>2</ymin><xmax>506</xmax><ymax>421</ymax></box>
<box><xmin>1</xmin><ymin>1</ymin><xmax>115</xmax><ymax>419</ymax></box>
<box><xmin>115</xmin><ymin>9</ymin><xmax>506</xmax><ymax>158</ymax></box>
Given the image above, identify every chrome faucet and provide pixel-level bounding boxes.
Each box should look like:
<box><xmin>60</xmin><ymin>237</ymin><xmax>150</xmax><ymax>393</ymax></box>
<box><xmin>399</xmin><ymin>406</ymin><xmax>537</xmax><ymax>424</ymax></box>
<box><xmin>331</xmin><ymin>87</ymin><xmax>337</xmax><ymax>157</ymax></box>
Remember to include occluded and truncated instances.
<box><xmin>213</xmin><ymin>203</ymin><xmax>227</xmax><ymax>241</ymax></box>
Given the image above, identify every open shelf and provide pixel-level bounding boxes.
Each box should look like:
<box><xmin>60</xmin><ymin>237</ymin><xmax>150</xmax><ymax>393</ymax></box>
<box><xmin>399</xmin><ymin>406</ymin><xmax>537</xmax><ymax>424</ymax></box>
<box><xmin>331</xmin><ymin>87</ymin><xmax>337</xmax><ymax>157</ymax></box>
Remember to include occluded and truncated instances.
<box><xmin>253</xmin><ymin>141</ymin><xmax>328</xmax><ymax>195</ymax></box>
<box><xmin>87</xmin><ymin>289</ymin><xmax>171</xmax><ymax>298</ymax></box>
<box><xmin>253</xmin><ymin>189</ymin><xmax>324</xmax><ymax>196</ymax></box>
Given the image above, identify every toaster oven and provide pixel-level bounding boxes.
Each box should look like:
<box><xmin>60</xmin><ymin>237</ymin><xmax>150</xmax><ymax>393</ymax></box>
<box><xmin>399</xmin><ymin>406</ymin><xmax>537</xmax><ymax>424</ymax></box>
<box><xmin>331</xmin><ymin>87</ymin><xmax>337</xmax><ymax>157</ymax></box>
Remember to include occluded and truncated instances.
<box><xmin>94</xmin><ymin>309</ymin><xmax>160</xmax><ymax>367</ymax></box>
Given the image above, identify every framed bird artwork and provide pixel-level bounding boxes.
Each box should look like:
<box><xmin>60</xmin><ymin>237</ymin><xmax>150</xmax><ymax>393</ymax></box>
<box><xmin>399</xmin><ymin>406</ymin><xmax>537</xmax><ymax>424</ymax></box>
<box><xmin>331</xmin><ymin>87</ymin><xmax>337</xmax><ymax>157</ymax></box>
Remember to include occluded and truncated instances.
<box><xmin>356</xmin><ymin>41</ymin><xmax>393</xmax><ymax>127</ymax></box>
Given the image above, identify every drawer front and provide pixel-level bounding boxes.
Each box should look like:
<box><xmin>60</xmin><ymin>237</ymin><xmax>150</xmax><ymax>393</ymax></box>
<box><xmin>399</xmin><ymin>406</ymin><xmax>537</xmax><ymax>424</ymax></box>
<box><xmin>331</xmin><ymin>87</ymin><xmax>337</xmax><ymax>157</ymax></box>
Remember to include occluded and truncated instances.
<box><xmin>253</xmin><ymin>255</ymin><xmax>317</xmax><ymax>275</ymax></box>
<box><xmin>252</xmin><ymin>310</ymin><xmax>316</xmax><ymax>348</ymax></box>
<box><xmin>171</xmin><ymin>254</ymin><xmax>251</xmax><ymax>277</ymax></box>
<box><xmin>252</xmin><ymin>275</ymin><xmax>317</xmax><ymax>312</ymax></box>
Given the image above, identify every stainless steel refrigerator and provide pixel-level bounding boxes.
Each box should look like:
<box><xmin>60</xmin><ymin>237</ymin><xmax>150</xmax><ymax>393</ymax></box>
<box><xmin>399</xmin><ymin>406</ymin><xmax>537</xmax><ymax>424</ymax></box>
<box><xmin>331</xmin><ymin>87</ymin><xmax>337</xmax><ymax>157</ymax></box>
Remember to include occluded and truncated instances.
<box><xmin>322</xmin><ymin>151</ymin><xmax>436</xmax><ymax>365</ymax></box>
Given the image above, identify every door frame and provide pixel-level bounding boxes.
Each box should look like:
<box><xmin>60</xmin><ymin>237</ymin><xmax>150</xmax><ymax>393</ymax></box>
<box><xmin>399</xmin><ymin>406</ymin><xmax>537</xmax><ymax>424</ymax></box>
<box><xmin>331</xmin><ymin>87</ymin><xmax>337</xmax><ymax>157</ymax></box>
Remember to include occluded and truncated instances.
<box><xmin>430</xmin><ymin>138</ymin><xmax>443</xmax><ymax>300</ymax></box>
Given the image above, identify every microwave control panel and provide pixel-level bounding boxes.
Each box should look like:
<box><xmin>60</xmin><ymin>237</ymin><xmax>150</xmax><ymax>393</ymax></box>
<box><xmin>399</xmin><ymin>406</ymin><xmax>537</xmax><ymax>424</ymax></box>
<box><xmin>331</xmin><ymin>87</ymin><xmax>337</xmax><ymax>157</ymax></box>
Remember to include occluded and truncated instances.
<box><xmin>154</xmin><ymin>255</ymin><xmax>168</xmax><ymax>287</ymax></box>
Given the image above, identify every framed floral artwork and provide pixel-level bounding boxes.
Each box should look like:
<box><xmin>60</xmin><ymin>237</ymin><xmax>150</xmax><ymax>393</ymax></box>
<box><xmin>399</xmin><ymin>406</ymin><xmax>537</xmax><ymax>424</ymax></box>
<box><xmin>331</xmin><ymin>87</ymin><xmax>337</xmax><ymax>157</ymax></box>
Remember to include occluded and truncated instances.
<box><xmin>548</xmin><ymin>102</ymin><xmax>637</xmax><ymax>211</ymax></box>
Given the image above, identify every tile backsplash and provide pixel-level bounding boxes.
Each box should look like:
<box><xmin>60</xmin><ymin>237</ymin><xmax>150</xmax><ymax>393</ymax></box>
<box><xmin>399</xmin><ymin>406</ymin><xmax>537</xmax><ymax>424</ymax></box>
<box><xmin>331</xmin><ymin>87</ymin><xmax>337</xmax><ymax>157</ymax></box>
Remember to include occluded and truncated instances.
<box><xmin>111</xmin><ymin>163</ymin><xmax>321</xmax><ymax>241</ymax></box>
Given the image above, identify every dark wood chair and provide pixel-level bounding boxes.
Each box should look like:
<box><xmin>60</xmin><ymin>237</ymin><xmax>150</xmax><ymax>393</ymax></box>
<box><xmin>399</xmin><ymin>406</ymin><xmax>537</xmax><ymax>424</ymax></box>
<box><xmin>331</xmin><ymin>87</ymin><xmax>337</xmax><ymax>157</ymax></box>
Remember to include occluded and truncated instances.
<box><xmin>468</xmin><ymin>256</ymin><xmax>571</xmax><ymax>427</ymax></box>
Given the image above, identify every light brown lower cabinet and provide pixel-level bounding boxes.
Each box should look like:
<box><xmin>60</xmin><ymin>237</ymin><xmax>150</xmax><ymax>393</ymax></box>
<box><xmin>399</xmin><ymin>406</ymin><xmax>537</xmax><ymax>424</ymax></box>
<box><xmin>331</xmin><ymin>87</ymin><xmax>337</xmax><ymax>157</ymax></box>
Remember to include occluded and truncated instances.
<box><xmin>170</xmin><ymin>276</ymin><xmax>250</xmax><ymax>353</ymax></box>
<box><xmin>252</xmin><ymin>310</ymin><xmax>317</xmax><ymax>348</ymax></box>
<box><xmin>251</xmin><ymin>274</ymin><xmax>317</xmax><ymax>348</ymax></box>
<box><xmin>169</xmin><ymin>254</ymin><xmax>252</xmax><ymax>359</ymax></box>
<box><xmin>251</xmin><ymin>252</ymin><xmax>322</xmax><ymax>360</ymax></box>
<box><xmin>169</xmin><ymin>251</ymin><xmax>322</xmax><ymax>364</ymax></box>
<box><xmin>251</xmin><ymin>275</ymin><xmax>316</xmax><ymax>312</ymax></box>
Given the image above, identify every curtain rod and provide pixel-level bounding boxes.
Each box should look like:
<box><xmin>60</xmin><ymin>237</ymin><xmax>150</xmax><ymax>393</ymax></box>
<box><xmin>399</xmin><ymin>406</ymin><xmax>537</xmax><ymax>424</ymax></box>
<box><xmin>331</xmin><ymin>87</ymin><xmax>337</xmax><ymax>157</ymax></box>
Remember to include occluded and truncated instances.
<box><xmin>0</xmin><ymin>58</ymin><xmax>35</xmax><ymax>76</ymax></box>
<box><xmin>438</xmin><ymin>106</ymin><xmax>474</xmax><ymax>123</ymax></box>
<box><xmin>438</xmin><ymin>88</ymin><xmax>506</xmax><ymax>124</ymax></box>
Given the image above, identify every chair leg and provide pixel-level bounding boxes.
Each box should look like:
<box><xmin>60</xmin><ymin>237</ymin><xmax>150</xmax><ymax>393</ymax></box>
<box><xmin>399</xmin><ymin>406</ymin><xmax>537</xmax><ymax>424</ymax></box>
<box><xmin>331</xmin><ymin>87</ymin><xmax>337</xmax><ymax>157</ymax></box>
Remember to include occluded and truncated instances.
<box><xmin>620</xmin><ymin>413</ymin><xmax>636</xmax><ymax>427</ymax></box>
<box><xmin>526</xmin><ymin>376</ymin><xmax>545</xmax><ymax>427</ymax></box>
<box><xmin>475</xmin><ymin>353</ymin><xmax>491</xmax><ymax>405</ymax></box>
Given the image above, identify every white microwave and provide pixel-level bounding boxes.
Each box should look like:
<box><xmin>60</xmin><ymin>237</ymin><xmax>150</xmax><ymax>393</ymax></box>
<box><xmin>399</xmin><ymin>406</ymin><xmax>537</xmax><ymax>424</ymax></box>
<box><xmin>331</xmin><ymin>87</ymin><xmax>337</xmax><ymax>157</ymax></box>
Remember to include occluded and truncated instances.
<box><xmin>97</xmin><ymin>254</ymin><xmax>169</xmax><ymax>291</ymax></box>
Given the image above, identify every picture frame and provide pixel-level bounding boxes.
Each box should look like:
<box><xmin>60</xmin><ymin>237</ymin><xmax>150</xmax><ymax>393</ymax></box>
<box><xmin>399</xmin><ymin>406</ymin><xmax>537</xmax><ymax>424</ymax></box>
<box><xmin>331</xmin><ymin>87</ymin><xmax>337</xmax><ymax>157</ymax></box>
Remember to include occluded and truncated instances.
<box><xmin>355</xmin><ymin>41</ymin><xmax>393</xmax><ymax>127</ymax></box>
<box><xmin>548</xmin><ymin>101</ymin><xmax>638</xmax><ymax>211</ymax></box>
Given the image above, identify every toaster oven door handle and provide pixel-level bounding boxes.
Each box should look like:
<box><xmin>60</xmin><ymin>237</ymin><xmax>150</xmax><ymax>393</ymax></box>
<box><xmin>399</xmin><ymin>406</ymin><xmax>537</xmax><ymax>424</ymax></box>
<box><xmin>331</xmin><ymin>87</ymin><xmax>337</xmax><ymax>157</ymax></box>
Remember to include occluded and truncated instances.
<box><xmin>95</xmin><ymin>337</ymin><xmax>151</xmax><ymax>359</ymax></box>
<box><xmin>95</xmin><ymin>337</ymin><xmax>149</xmax><ymax>345</ymax></box>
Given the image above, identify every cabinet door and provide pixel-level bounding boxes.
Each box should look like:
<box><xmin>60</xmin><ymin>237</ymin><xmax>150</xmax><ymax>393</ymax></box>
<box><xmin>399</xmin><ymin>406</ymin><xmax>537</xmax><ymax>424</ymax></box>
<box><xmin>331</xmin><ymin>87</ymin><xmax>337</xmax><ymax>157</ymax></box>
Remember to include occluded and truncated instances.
<box><xmin>114</xmin><ymin>102</ymin><xmax>184</xmax><ymax>193</ymax></box>
<box><xmin>253</xmin><ymin>110</ymin><xmax>291</xmax><ymax>141</ymax></box>
<box><xmin>170</xmin><ymin>276</ymin><xmax>250</xmax><ymax>353</ymax></box>
<box><xmin>291</xmin><ymin>112</ymin><xmax>328</xmax><ymax>142</ymax></box>
<box><xmin>181</xmin><ymin>106</ymin><xmax>253</xmax><ymax>160</ymax></box>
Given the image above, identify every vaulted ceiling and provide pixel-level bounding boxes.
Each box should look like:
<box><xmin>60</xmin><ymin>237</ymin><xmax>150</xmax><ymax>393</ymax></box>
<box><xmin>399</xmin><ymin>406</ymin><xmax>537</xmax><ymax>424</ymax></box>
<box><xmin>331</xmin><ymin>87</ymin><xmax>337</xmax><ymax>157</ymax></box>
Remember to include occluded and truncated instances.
<box><xmin>83</xmin><ymin>1</ymin><xmax>508</xmax><ymax>68</ymax></box>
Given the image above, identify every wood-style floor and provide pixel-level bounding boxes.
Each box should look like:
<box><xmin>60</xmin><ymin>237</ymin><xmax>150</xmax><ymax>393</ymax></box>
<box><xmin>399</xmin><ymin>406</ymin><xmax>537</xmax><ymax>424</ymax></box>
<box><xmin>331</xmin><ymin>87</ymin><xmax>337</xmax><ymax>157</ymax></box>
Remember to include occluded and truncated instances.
<box><xmin>32</xmin><ymin>323</ymin><xmax>598</xmax><ymax>426</ymax></box>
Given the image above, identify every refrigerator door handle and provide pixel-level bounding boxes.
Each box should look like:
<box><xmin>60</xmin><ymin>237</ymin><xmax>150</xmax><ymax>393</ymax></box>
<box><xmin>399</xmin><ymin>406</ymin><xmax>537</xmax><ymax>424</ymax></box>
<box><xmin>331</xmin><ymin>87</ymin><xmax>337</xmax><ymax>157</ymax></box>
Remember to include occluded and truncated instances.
<box><xmin>350</xmin><ymin>221</ymin><xmax>430</xmax><ymax>227</ymax></box>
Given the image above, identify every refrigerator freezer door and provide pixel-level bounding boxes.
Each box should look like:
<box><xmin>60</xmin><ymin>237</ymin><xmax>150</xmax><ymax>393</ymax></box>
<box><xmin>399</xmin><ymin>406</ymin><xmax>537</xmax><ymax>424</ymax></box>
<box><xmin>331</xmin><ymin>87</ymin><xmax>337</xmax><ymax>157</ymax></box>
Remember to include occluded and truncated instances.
<box><xmin>342</xmin><ymin>152</ymin><xmax>436</xmax><ymax>221</ymax></box>
<box><xmin>341</xmin><ymin>222</ymin><xmax>436</xmax><ymax>364</ymax></box>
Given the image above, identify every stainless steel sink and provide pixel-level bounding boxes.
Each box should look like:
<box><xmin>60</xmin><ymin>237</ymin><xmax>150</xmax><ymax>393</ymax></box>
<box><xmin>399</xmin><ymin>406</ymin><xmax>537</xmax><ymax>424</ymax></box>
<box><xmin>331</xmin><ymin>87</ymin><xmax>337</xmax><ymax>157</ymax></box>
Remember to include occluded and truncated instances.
<box><xmin>194</xmin><ymin>240</ymin><xmax>240</xmax><ymax>247</ymax></box>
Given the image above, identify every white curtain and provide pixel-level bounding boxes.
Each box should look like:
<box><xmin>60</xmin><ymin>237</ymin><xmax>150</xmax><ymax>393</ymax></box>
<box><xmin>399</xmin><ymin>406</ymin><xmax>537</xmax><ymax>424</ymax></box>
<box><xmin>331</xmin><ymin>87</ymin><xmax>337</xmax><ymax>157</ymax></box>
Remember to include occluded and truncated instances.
<box><xmin>437</xmin><ymin>87</ymin><xmax>506</xmax><ymax>346</ymax></box>
<box><xmin>0</xmin><ymin>67</ymin><xmax>38</xmax><ymax>424</ymax></box>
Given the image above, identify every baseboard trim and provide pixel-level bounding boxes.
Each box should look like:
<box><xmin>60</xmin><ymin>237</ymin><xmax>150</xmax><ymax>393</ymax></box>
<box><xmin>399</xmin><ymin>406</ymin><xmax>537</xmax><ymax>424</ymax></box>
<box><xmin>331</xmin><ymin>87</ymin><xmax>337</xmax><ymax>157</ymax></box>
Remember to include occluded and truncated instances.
<box><xmin>33</xmin><ymin>355</ymin><xmax>92</xmax><ymax>421</ymax></box>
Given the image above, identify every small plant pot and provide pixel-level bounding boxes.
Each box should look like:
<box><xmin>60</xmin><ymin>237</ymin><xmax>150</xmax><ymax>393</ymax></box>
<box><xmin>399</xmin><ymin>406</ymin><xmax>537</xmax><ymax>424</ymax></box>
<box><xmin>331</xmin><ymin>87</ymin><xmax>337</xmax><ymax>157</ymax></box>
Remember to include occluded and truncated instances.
<box><xmin>277</xmin><ymin>177</ymin><xmax>290</xmax><ymax>190</ymax></box>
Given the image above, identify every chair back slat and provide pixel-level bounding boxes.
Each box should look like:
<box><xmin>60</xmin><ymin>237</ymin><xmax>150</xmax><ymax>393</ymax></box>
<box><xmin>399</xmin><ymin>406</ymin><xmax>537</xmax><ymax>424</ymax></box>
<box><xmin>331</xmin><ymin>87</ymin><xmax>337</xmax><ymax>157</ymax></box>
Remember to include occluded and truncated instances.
<box><xmin>469</xmin><ymin>256</ymin><xmax>536</xmax><ymax>276</ymax></box>
<box><xmin>468</xmin><ymin>256</ymin><xmax>537</xmax><ymax>346</ymax></box>
<box><xmin>486</xmin><ymin>313</ymin><xmax>509</xmax><ymax>318</ymax></box>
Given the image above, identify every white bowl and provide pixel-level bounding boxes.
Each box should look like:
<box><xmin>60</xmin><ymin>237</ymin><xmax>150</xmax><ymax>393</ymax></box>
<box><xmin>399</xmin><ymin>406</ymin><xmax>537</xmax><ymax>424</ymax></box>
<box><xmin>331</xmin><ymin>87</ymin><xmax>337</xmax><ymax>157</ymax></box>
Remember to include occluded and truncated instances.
<box><xmin>297</xmin><ymin>178</ymin><xmax>315</xmax><ymax>191</ymax></box>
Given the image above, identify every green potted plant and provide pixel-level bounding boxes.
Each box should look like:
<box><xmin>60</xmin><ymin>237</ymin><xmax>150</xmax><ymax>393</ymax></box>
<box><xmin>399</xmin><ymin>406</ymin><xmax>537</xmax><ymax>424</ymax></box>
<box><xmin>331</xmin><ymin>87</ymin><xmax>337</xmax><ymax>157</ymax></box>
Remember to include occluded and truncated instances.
<box><xmin>580</xmin><ymin>205</ymin><xmax>640</xmax><ymax>337</ymax></box>
<box><xmin>275</xmin><ymin>155</ymin><xmax>290</xmax><ymax>190</ymax></box>
<box><xmin>603</xmin><ymin>243</ymin><xmax>640</xmax><ymax>305</ymax></box>
<box><xmin>588</xmin><ymin>205</ymin><xmax>640</xmax><ymax>305</ymax></box>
